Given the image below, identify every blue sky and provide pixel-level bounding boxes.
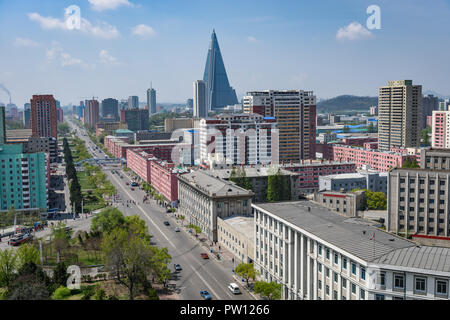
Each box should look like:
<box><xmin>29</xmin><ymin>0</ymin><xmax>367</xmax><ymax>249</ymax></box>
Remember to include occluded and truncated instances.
<box><xmin>0</xmin><ymin>0</ymin><xmax>449</xmax><ymax>106</ymax></box>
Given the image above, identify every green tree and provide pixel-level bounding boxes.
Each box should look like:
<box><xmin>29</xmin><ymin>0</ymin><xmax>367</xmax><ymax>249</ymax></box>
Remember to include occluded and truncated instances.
<box><xmin>101</xmin><ymin>227</ymin><xmax>154</xmax><ymax>300</ymax></box>
<box><xmin>91</xmin><ymin>207</ymin><xmax>125</xmax><ymax>234</ymax></box>
<box><xmin>8</xmin><ymin>275</ymin><xmax>50</xmax><ymax>300</ymax></box>
<box><xmin>52</xmin><ymin>262</ymin><xmax>69</xmax><ymax>287</ymax></box>
<box><xmin>267</xmin><ymin>169</ymin><xmax>290</xmax><ymax>202</ymax></box>
<box><xmin>0</xmin><ymin>249</ymin><xmax>18</xmax><ymax>288</ymax></box>
<box><xmin>57</xmin><ymin>122</ymin><xmax>70</xmax><ymax>135</ymax></box>
<box><xmin>51</xmin><ymin>286</ymin><xmax>71</xmax><ymax>300</ymax></box>
<box><xmin>421</xmin><ymin>126</ymin><xmax>431</xmax><ymax>146</ymax></box>
<box><xmin>16</xmin><ymin>244</ymin><xmax>40</xmax><ymax>268</ymax></box>
<box><xmin>149</xmin><ymin>246</ymin><xmax>172</xmax><ymax>285</ymax></box>
<box><xmin>254</xmin><ymin>281</ymin><xmax>282</xmax><ymax>300</ymax></box>
<box><xmin>402</xmin><ymin>157</ymin><xmax>419</xmax><ymax>168</ymax></box>
<box><xmin>234</xmin><ymin>263</ymin><xmax>258</xmax><ymax>287</ymax></box>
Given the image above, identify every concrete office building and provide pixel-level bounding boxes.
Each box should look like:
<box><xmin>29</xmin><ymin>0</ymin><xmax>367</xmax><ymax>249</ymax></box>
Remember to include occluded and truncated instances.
<box><xmin>199</xmin><ymin>113</ymin><xmax>278</xmax><ymax>166</ymax></box>
<box><xmin>243</xmin><ymin>90</ymin><xmax>316</xmax><ymax>162</ymax></box>
<box><xmin>30</xmin><ymin>94</ymin><xmax>57</xmax><ymax>139</ymax></box>
<box><xmin>101</xmin><ymin>98</ymin><xmax>119</xmax><ymax>120</ymax></box>
<box><xmin>319</xmin><ymin>171</ymin><xmax>387</xmax><ymax>193</ymax></box>
<box><xmin>177</xmin><ymin>170</ymin><xmax>253</xmax><ymax>242</ymax></box>
<box><xmin>193</xmin><ymin>80</ymin><xmax>208</xmax><ymax>118</ymax></box>
<box><xmin>128</xmin><ymin>96</ymin><xmax>139</xmax><ymax>109</ymax></box>
<box><xmin>0</xmin><ymin>143</ymin><xmax>49</xmax><ymax>214</ymax></box>
<box><xmin>420</xmin><ymin>148</ymin><xmax>450</xmax><ymax>170</ymax></box>
<box><xmin>217</xmin><ymin>215</ymin><xmax>255</xmax><ymax>263</ymax></box>
<box><xmin>313</xmin><ymin>190</ymin><xmax>366</xmax><ymax>217</ymax></box>
<box><xmin>387</xmin><ymin>168</ymin><xmax>450</xmax><ymax>247</ymax></box>
<box><xmin>253</xmin><ymin>201</ymin><xmax>450</xmax><ymax>300</ymax></box>
<box><xmin>422</xmin><ymin>95</ymin><xmax>439</xmax><ymax>129</ymax></box>
<box><xmin>439</xmin><ymin>99</ymin><xmax>450</xmax><ymax>111</ymax></box>
<box><xmin>164</xmin><ymin>118</ymin><xmax>194</xmax><ymax>133</ymax></box>
<box><xmin>147</xmin><ymin>87</ymin><xmax>156</xmax><ymax>115</ymax></box>
<box><xmin>378</xmin><ymin>80</ymin><xmax>422</xmax><ymax>151</ymax></box>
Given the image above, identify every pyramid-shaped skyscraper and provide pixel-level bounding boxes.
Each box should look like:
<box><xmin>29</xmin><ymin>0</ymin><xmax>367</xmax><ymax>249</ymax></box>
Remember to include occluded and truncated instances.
<box><xmin>203</xmin><ymin>30</ymin><xmax>238</xmax><ymax>110</ymax></box>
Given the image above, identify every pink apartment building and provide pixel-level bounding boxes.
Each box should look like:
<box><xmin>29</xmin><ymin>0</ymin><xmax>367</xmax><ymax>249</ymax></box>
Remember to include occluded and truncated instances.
<box><xmin>126</xmin><ymin>148</ymin><xmax>188</xmax><ymax>204</ymax></box>
<box><xmin>332</xmin><ymin>144</ymin><xmax>410</xmax><ymax>172</ymax></box>
<box><xmin>105</xmin><ymin>135</ymin><xmax>178</xmax><ymax>160</ymax></box>
<box><xmin>431</xmin><ymin>111</ymin><xmax>448</xmax><ymax>149</ymax></box>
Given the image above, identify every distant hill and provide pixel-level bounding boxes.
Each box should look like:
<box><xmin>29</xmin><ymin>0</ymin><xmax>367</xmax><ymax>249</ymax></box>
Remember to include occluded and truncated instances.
<box><xmin>317</xmin><ymin>95</ymin><xmax>378</xmax><ymax>112</ymax></box>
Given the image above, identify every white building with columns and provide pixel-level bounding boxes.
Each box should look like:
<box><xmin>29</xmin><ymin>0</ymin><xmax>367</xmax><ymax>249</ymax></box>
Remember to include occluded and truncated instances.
<box><xmin>253</xmin><ymin>201</ymin><xmax>450</xmax><ymax>300</ymax></box>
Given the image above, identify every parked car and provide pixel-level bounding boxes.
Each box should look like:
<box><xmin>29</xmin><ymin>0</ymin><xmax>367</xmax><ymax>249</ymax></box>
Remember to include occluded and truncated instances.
<box><xmin>125</xmin><ymin>182</ymin><xmax>129</xmax><ymax>185</ymax></box>
<box><xmin>200</xmin><ymin>253</ymin><xmax>209</xmax><ymax>259</ymax></box>
<box><xmin>131</xmin><ymin>182</ymin><xmax>138</xmax><ymax>187</ymax></box>
<box><xmin>200</xmin><ymin>290</ymin><xmax>212</xmax><ymax>300</ymax></box>
<box><xmin>174</xmin><ymin>264</ymin><xmax>182</xmax><ymax>271</ymax></box>
<box><xmin>163</xmin><ymin>221</ymin><xmax>170</xmax><ymax>226</ymax></box>
<box><xmin>174</xmin><ymin>227</ymin><xmax>180</xmax><ymax>232</ymax></box>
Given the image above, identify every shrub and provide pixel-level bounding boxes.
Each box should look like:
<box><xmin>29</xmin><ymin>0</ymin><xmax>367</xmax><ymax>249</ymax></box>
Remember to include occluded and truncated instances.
<box><xmin>147</xmin><ymin>287</ymin><xmax>158</xmax><ymax>300</ymax></box>
<box><xmin>52</xmin><ymin>286</ymin><xmax>71</xmax><ymax>300</ymax></box>
<box><xmin>81</xmin><ymin>285</ymin><xmax>95</xmax><ymax>300</ymax></box>
<box><xmin>108</xmin><ymin>294</ymin><xmax>118</xmax><ymax>300</ymax></box>
<box><xmin>94</xmin><ymin>287</ymin><xmax>107</xmax><ymax>300</ymax></box>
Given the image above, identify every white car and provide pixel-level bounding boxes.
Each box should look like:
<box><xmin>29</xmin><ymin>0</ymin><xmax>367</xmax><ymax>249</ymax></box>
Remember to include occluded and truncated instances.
<box><xmin>228</xmin><ymin>283</ymin><xmax>240</xmax><ymax>294</ymax></box>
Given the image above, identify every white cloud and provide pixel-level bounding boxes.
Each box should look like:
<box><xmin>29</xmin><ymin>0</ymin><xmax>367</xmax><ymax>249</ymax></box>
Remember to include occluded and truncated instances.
<box><xmin>336</xmin><ymin>22</ymin><xmax>373</xmax><ymax>41</ymax></box>
<box><xmin>99</xmin><ymin>49</ymin><xmax>119</xmax><ymax>65</ymax></box>
<box><xmin>14</xmin><ymin>37</ymin><xmax>40</xmax><ymax>47</ymax></box>
<box><xmin>28</xmin><ymin>12</ymin><xmax>120</xmax><ymax>39</ymax></box>
<box><xmin>131</xmin><ymin>24</ymin><xmax>156</xmax><ymax>38</ymax></box>
<box><xmin>89</xmin><ymin>0</ymin><xmax>133</xmax><ymax>11</ymax></box>
<box><xmin>46</xmin><ymin>42</ymin><xmax>84</xmax><ymax>67</ymax></box>
<box><xmin>247</xmin><ymin>36</ymin><xmax>258</xmax><ymax>43</ymax></box>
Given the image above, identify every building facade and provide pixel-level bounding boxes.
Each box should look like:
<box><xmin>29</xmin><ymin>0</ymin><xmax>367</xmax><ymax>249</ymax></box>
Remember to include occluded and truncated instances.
<box><xmin>243</xmin><ymin>90</ymin><xmax>316</xmax><ymax>162</ymax></box>
<box><xmin>319</xmin><ymin>171</ymin><xmax>387</xmax><ymax>193</ymax></box>
<box><xmin>30</xmin><ymin>94</ymin><xmax>57</xmax><ymax>139</ymax></box>
<box><xmin>193</xmin><ymin>80</ymin><xmax>208</xmax><ymax>118</ymax></box>
<box><xmin>420</xmin><ymin>148</ymin><xmax>450</xmax><ymax>170</ymax></box>
<box><xmin>387</xmin><ymin>168</ymin><xmax>450</xmax><ymax>246</ymax></box>
<box><xmin>128</xmin><ymin>96</ymin><xmax>139</xmax><ymax>109</ymax></box>
<box><xmin>0</xmin><ymin>143</ymin><xmax>49</xmax><ymax>214</ymax></box>
<box><xmin>217</xmin><ymin>215</ymin><xmax>255</xmax><ymax>263</ymax></box>
<box><xmin>422</xmin><ymin>95</ymin><xmax>439</xmax><ymax>129</ymax></box>
<box><xmin>101</xmin><ymin>98</ymin><xmax>119</xmax><ymax>120</ymax></box>
<box><xmin>199</xmin><ymin>113</ymin><xmax>278</xmax><ymax>166</ymax></box>
<box><xmin>178</xmin><ymin>170</ymin><xmax>253</xmax><ymax>242</ymax></box>
<box><xmin>253</xmin><ymin>201</ymin><xmax>450</xmax><ymax>300</ymax></box>
<box><xmin>164</xmin><ymin>118</ymin><xmax>194</xmax><ymax>133</ymax></box>
<box><xmin>120</xmin><ymin>108</ymin><xmax>149</xmax><ymax>132</ymax></box>
<box><xmin>378</xmin><ymin>80</ymin><xmax>422</xmax><ymax>151</ymax></box>
<box><xmin>313</xmin><ymin>190</ymin><xmax>366</xmax><ymax>217</ymax></box>
<box><xmin>332</xmin><ymin>144</ymin><xmax>410</xmax><ymax>172</ymax></box>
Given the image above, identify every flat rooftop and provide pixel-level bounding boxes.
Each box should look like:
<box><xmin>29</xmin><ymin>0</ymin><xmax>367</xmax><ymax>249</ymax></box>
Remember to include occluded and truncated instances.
<box><xmin>253</xmin><ymin>201</ymin><xmax>415</xmax><ymax>263</ymax></box>
<box><xmin>180</xmin><ymin>170</ymin><xmax>253</xmax><ymax>198</ymax></box>
<box><xmin>221</xmin><ymin>215</ymin><xmax>254</xmax><ymax>242</ymax></box>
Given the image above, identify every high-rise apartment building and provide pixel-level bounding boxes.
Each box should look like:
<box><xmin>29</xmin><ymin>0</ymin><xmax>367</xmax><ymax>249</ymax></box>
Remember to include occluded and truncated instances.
<box><xmin>193</xmin><ymin>80</ymin><xmax>208</xmax><ymax>118</ymax></box>
<box><xmin>85</xmin><ymin>99</ymin><xmax>99</xmax><ymax>128</ymax></box>
<box><xmin>378</xmin><ymin>80</ymin><xmax>422</xmax><ymax>151</ymax></box>
<box><xmin>431</xmin><ymin>110</ymin><xmax>450</xmax><ymax>148</ymax></box>
<box><xmin>243</xmin><ymin>90</ymin><xmax>316</xmax><ymax>162</ymax></box>
<box><xmin>0</xmin><ymin>143</ymin><xmax>49</xmax><ymax>214</ymax></box>
<box><xmin>30</xmin><ymin>94</ymin><xmax>57</xmax><ymax>139</ymax></box>
<box><xmin>101</xmin><ymin>98</ymin><xmax>119</xmax><ymax>120</ymax></box>
<box><xmin>439</xmin><ymin>99</ymin><xmax>450</xmax><ymax>111</ymax></box>
<box><xmin>0</xmin><ymin>106</ymin><xmax>6</xmax><ymax>144</ymax></box>
<box><xmin>128</xmin><ymin>96</ymin><xmax>139</xmax><ymax>109</ymax></box>
<box><xmin>199</xmin><ymin>113</ymin><xmax>278</xmax><ymax>165</ymax></box>
<box><xmin>23</xmin><ymin>103</ymin><xmax>31</xmax><ymax>128</ymax></box>
<box><xmin>186</xmin><ymin>98</ymin><xmax>193</xmax><ymax>110</ymax></box>
<box><xmin>422</xmin><ymin>94</ymin><xmax>439</xmax><ymax>129</ymax></box>
<box><xmin>203</xmin><ymin>30</ymin><xmax>238</xmax><ymax>110</ymax></box>
<box><xmin>120</xmin><ymin>108</ymin><xmax>149</xmax><ymax>132</ymax></box>
<box><xmin>147</xmin><ymin>87</ymin><xmax>156</xmax><ymax>115</ymax></box>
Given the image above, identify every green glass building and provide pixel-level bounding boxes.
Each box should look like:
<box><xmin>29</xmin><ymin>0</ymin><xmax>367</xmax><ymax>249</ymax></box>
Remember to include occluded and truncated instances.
<box><xmin>0</xmin><ymin>143</ymin><xmax>48</xmax><ymax>213</ymax></box>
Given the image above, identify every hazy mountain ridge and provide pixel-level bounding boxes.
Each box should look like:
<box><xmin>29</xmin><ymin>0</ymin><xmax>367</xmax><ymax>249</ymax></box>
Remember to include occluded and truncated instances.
<box><xmin>317</xmin><ymin>95</ymin><xmax>378</xmax><ymax>112</ymax></box>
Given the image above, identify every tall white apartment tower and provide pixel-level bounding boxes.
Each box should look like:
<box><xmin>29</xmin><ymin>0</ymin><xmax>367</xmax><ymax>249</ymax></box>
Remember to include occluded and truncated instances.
<box><xmin>378</xmin><ymin>80</ymin><xmax>422</xmax><ymax>151</ymax></box>
<box><xmin>193</xmin><ymin>80</ymin><xmax>208</xmax><ymax>118</ymax></box>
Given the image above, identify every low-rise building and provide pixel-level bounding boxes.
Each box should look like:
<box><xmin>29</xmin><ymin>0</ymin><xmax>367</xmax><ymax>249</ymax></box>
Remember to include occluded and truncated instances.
<box><xmin>313</xmin><ymin>190</ymin><xmax>366</xmax><ymax>217</ymax></box>
<box><xmin>253</xmin><ymin>201</ymin><xmax>450</xmax><ymax>300</ymax></box>
<box><xmin>178</xmin><ymin>170</ymin><xmax>253</xmax><ymax>242</ymax></box>
<box><xmin>420</xmin><ymin>148</ymin><xmax>450</xmax><ymax>170</ymax></box>
<box><xmin>319</xmin><ymin>170</ymin><xmax>387</xmax><ymax>193</ymax></box>
<box><xmin>134</xmin><ymin>131</ymin><xmax>172</xmax><ymax>142</ymax></box>
<box><xmin>217</xmin><ymin>215</ymin><xmax>255</xmax><ymax>263</ymax></box>
<box><xmin>332</xmin><ymin>144</ymin><xmax>411</xmax><ymax>172</ymax></box>
<box><xmin>164</xmin><ymin>118</ymin><xmax>194</xmax><ymax>133</ymax></box>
